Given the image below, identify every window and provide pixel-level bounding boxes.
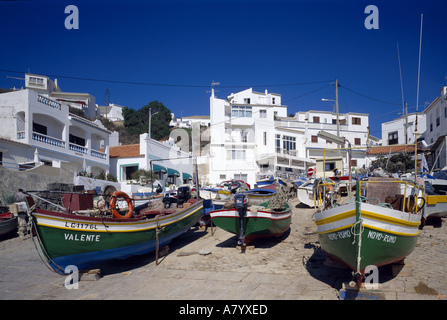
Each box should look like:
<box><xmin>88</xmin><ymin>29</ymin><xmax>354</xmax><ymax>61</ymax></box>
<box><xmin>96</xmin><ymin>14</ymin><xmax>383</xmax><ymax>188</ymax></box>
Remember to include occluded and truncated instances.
<box><xmin>350</xmin><ymin>159</ymin><xmax>358</xmax><ymax>167</ymax></box>
<box><xmin>260</xmin><ymin>110</ymin><xmax>267</xmax><ymax>118</ymax></box>
<box><xmin>311</xmin><ymin>135</ymin><xmax>318</xmax><ymax>143</ymax></box>
<box><xmin>352</xmin><ymin>117</ymin><xmax>361</xmax><ymax>125</ymax></box>
<box><xmin>33</xmin><ymin>122</ymin><xmax>47</xmax><ymax>135</ymax></box>
<box><xmin>275</xmin><ymin>134</ymin><xmax>281</xmax><ymax>153</ymax></box>
<box><xmin>220</xmin><ymin>174</ymin><xmax>226</xmax><ymax>180</ymax></box>
<box><xmin>69</xmin><ymin>134</ymin><xmax>85</xmax><ymax>146</ymax></box>
<box><xmin>122</xmin><ymin>165</ymin><xmax>138</xmax><ymax>181</ymax></box>
<box><xmin>244</xmin><ymin>98</ymin><xmax>251</xmax><ymax>104</ymax></box>
<box><xmin>263</xmin><ymin>132</ymin><xmax>267</xmax><ymax>145</ymax></box>
<box><xmin>388</xmin><ymin>131</ymin><xmax>398</xmax><ymax>145</ymax></box>
<box><xmin>272</xmin><ymin>97</ymin><xmax>276</xmax><ymax>104</ymax></box>
<box><xmin>232</xmin><ymin>106</ymin><xmax>252</xmax><ymax>118</ymax></box>
<box><xmin>313</xmin><ymin>116</ymin><xmax>320</xmax><ymax>123</ymax></box>
<box><xmin>231</xmin><ymin>150</ymin><xmax>246</xmax><ymax>160</ymax></box>
<box><xmin>283</xmin><ymin>135</ymin><xmax>296</xmax><ymax>152</ymax></box>
<box><xmin>354</xmin><ymin>138</ymin><xmax>361</xmax><ymax>145</ymax></box>
<box><xmin>234</xmin><ymin>174</ymin><xmax>248</xmax><ymax>182</ymax></box>
<box><xmin>29</xmin><ymin>76</ymin><xmax>44</xmax><ymax>87</ymax></box>
<box><xmin>325</xmin><ymin>162</ymin><xmax>336</xmax><ymax>171</ymax></box>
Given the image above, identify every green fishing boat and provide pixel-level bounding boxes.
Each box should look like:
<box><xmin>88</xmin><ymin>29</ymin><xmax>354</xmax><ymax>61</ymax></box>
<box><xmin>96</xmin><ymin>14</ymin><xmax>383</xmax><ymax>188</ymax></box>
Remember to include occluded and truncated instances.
<box><xmin>210</xmin><ymin>192</ymin><xmax>292</xmax><ymax>246</ymax></box>
<box><xmin>26</xmin><ymin>187</ymin><xmax>203</xmax><ymax>274</ymax></box>
<box><xmin>314</xmin><ymin>178</ymin><xmax>424</xmax><ymax>285</ymax></box>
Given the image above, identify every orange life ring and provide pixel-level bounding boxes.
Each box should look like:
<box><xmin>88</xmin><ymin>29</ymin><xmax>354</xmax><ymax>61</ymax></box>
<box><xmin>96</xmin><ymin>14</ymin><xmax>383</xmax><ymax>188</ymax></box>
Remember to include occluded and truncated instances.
<box><xmin>109</xmin><ymin>191</ymin><xmax>134</xmax><ymax>219</ymax></box>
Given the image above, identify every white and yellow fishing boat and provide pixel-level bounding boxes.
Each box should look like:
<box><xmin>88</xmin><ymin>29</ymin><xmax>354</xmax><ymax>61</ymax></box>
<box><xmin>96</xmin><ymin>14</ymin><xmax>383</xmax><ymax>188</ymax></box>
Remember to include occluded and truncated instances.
<box><xmin>314</xmin><ymin>177</ymin><xmax>424</xmax><ymax>285</ymax></box>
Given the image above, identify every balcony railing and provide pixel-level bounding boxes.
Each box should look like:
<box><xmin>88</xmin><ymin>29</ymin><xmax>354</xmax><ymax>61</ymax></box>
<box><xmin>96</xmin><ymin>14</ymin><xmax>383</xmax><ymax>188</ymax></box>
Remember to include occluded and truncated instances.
<box><xmin>17</xmin><ymin>131</ymin><xmax>25</xmax><ymax>140</ymax></box>
<box><xmin>91</xmin><ymin>149</ymin><xmax>107</xmax><ymax>159</ymax></box>
<box><xmin>276</xmin><ymin>148</ymin><xmax>297</xmax><ymax>157</ymax></box>
<box><xmin>28</xmin><ymin>131</ymin><xmax>108</xmax><ymax>161</ymax></box>
<box><xmin>69</xmin><ymin>143</ymin><xmax>87</xmax><ymax>154</ymax></box>
<box><xmin>37</xmin><ymin>95</ymin><xmax>61</xmax><ymax>110</ymax></box>
<box><xmin>32</xmin><ymin>132</ymin><xmax>65</xmax><ymax>148</ymax></box>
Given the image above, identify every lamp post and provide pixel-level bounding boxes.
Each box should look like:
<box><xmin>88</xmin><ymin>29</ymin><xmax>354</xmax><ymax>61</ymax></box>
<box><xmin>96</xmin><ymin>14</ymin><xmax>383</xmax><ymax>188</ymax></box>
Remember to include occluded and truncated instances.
<box><xmin>149</xmin><ymin>107</ymin><xmax>159</xmax><ymax>139</ymax></box>
<box><xmin>321</xmin><ymin>79</ymin><xmax>340</xmax><ymax>137</ymax></box>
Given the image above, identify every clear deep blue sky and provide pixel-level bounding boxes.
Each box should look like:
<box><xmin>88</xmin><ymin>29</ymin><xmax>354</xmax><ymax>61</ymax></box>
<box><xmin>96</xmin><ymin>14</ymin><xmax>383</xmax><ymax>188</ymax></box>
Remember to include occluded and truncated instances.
<box><xmin>1</xmin><ymin>0</ymin><xmax>446</xmax><ymax>138</ymax></box>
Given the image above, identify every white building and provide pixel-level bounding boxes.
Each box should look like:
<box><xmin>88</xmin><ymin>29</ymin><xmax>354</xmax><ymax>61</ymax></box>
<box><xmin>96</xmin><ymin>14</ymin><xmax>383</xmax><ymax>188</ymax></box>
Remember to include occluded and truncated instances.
<box><xmin>382</xmin><ymin>112</ymin><xmax>426</xmax><ymax>146</ymax></box>
<box><xmin>423</xmin><ymin>86</ymin><xmax>447</xmax><ymax>170</ymax></box>
<box><xmin>0</xmin><ymin>74</ymin><xmax>111</xmax><ymax>178</ymax></box>
<box><xmin>109</xmin><ymin>133</ymin><xmax>194</xmax><ymax>194</ymax></box>
<box><xmin>277</xmin><ymin>110</ymin><xmax>371</xmax><ymax>177</ymax></box>
<box><xmin>208</xmin><ymin>88</ymin><xmax>315</xmax><ymax>187</ymax></box>
<box><xmin>170</xmin><ymin>114</ymin><xmax>211</xmax><ymax>128</ymax></box>
<box><xmin>97</xmin><ymin>103</ymin><xmax>125</xmax><ymax>122</ymax></box>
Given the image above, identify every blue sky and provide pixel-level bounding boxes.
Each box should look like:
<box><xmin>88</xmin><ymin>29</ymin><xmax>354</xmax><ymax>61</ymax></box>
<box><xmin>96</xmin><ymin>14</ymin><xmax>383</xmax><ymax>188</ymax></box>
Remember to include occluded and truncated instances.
<box><xmin>0</xmin><ymin>0</ymin><xmax>445</xmax><ymax>138</ymax></box>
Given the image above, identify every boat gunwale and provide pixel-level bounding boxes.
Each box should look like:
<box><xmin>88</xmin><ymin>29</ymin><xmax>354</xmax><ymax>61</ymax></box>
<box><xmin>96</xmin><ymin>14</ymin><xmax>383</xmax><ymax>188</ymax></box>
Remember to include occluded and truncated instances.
<box><xmin>32</xmin><ymin>200</ymin><xmax>204</xmax><ymax>233</ymax></box>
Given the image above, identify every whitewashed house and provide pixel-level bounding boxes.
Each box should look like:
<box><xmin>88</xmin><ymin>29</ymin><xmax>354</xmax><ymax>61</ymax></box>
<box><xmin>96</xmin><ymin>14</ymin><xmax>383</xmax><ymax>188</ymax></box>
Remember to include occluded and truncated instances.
<box><xmin>0</xmin><ymin>73</ymin><xmax>111</xmax><ymax>178</ymax></box>
<box><xmin>97</xmin><ymin>103</ymin><xmax>125</xmax><ymax>122</ymax></box>
<box><xmin>109</xmin><ymin>133</ymin><xmax>194</xmax><ymax>194</ymax></box>
<box><xmin>208</xmin><ymin>88</ymin><xmax>315</xmax><ymax>187</ymax></box>
<box><xmin>423</xmin><ymin>86</ymin><xmax>447</xmax><ymax>170</ymax></box>
<box><xmin>277</xmin><ymin>110</ymin><xmax>371</xmax><ymax>177</ymax></box>
<box><xmin>382</xmin><ymin>112</ymin><xmax>426</xmax><ymax>146</ymax></box>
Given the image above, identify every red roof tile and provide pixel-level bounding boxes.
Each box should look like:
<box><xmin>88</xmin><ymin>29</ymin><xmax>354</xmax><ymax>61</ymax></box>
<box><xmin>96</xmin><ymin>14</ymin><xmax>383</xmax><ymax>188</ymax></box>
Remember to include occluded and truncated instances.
<box><xmin>366</xmin><ymin>145</ymin><xmax>416</xmax><ymax>155</ymax></box>
<box><xmin>109</xmin><ymin>144</ymin><xmax>142</xmax><ymax>158</ymax></box>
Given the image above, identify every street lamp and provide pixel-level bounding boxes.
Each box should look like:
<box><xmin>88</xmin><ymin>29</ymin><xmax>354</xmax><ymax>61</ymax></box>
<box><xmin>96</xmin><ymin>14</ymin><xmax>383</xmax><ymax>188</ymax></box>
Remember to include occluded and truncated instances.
<box><xmin>149</xmin><ymin>107</ymin><xmax>159</xmax><ymax>139</ymax></box>
<box><xmin>321</xmin><ymin>79</ymin><xmax>340</xmax><ymax>137</ymax></box>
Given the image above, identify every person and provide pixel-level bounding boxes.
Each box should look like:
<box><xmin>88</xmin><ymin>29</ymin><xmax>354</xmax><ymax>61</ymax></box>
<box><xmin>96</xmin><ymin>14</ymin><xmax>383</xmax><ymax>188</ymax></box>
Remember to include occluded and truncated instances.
<box><xmin>14</xmin><ymin>188</ymin><xmax>25</xmax><ymax>202</ymax></box>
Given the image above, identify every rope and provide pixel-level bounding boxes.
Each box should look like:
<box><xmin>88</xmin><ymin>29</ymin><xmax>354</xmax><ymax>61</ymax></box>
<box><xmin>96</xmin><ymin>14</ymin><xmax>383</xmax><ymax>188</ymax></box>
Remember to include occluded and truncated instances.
<box><xmin>351</xmin><ymin>218</ymin><xmax>364</xmax><ymax>245</ymax></box>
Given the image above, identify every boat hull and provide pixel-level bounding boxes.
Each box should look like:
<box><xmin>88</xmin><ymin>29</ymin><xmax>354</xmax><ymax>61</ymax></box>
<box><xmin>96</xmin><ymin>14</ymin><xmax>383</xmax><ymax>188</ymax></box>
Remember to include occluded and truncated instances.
<box><xmin>424</xmin><ymin>195</ymin><xmax>447</xmax><ymax>218</ymax></box>
<box><xmin>315</xmin><ymin>202</ymin><xmax>421</xmax><ymax>273</ymax></box>
<box><xmin>0</xmin><ymin>213</ymin><xmax>18</xmax><ymax>236</ymax></box>
<box><xmin>31</xmin><ymin>200</ymin><xmax>203</xmax><ymax>272</ymax></box>
<box><xmin>210</xmin><ymin>206</ymin><xmax>292</xmax><ymax>242</ymax></box>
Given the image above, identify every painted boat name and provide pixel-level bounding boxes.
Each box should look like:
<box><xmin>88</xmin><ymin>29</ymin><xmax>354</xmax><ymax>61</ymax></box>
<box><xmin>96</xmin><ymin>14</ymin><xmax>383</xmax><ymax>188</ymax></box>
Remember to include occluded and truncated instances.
<box><xmin>65</xmin><ymin>222</ymin><xmax>98</xmax><ymax>230</ymax></box>
<box><xmin>327</xmin><ymin>230</ymin><xmax>397</xmax><ymax>244</ymax></box>
<box><xmin>64</xmin><ymin>233</ymin><xmax>100</xmax><ymax>242</ymax></box>
<box><xmin>328</xmin><ymin>230</ymin><xmax>351</xmax><ymax>241</ymax></box>
<box><xmin>367</xmin><ymin>230</ymin><xmax>396</xmax><ymax>243</ymax></box>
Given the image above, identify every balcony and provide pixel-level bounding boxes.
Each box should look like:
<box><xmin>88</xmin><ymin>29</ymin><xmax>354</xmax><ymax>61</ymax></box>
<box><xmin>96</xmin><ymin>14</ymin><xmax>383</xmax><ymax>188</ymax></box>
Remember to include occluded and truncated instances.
<box><xmin>276</xmin><ymin>147</ymin><xmax>297</xmax><ymax>157</ymax></box>
<box><xmin>91</xmin><ymin>149</ymin><xmax>107</xmax><ymax>159</ymax></box>
<box><xmin>32</xmin><ymin>132</ymin><xmax>65</xmax><ymax>148</ymax></box>
<box><xmin>37</xmin><ymin>95</ymin><xmax>61</xmax><ymax>110</ymax></box>
<box><xmin>69</xmin><ymin>143</ymin><xmax>87</xmax><ymax>154</ymax></box>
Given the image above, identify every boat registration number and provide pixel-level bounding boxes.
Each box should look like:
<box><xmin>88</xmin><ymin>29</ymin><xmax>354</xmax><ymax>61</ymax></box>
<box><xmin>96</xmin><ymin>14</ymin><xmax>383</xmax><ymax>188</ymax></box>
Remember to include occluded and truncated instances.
<box><xmin>65</xmin><ymin>222</ymin><xmax>99</xmax><ymax>230</ymax></box>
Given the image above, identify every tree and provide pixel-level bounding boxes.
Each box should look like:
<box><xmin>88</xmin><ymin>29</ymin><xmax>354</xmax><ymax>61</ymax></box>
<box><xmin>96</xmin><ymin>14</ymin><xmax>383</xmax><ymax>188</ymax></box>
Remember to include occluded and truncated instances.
<box><xmin>122</xmin><ymin>101</ymin><xmax>171</xmax><ymax>141</ymax></box>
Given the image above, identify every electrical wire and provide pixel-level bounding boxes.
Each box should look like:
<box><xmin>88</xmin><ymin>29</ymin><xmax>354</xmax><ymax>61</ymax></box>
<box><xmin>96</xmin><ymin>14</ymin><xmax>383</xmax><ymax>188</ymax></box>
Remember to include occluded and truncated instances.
<box><xmin>0</xmin><ymin>69</ymin><xmax>332</xmax><ymax>89</ymax></box>
<box><xmin>340</xmin><ymin>84</ymin><xmax>401</xmax><ymax>106</ymax></box>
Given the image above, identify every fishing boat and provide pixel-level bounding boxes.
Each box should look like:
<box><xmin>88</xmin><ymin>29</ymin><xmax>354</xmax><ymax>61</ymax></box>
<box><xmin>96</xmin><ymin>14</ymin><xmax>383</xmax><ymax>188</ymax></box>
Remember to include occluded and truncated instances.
<box><xmin>256</xmin><ymin>175</ymin><xmax>286</xmax><ymax>188</ymax></box>
<box><xmin>210</xmin><ymin>186</ymin><xmax>292</xmax><ymax>246</ymax></box>
<box><xmin>0</xmin><ymin>212</ymin><xmax>18</xmax><ymax>236</ymax></box>
<box><xmin>25</xmin><ymin>187</ymin><xmax>203</xmax><ymax>273</ymax></box>
<box><xmin>423</xmin><ymin>194</ymin><xmax>447</xmax><ymax>220</ymax></box>
<box><xmin>200</xmin><ymin>180</ymin><xmax>249</xmax><ymax>200</ymax></box>
<box><xmin>296</xmin><ymin>179</ymin><xmax>316</xmax><ymax>207</ymax></box>
<box><xmin>243</xmin><ymin>188</ymin><xmax>277</xmax><ymax>205</ymax></box>
<box><xmin>314</xmin><ymin>177</ymin><xmax>424</xmax><ymax>285</ymax></box>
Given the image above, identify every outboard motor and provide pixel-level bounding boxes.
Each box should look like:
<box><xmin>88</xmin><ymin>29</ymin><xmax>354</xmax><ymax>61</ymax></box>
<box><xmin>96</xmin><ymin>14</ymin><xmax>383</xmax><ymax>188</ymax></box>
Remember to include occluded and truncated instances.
<box><xmin>234</xmin><ymin>193</ymin><xmax>248</xmax><ymax>247</ymax></box>
<box><xmin>176</xmin><ymin>186</ymin><xmax>191</xmax><ymax>207</ymax></box>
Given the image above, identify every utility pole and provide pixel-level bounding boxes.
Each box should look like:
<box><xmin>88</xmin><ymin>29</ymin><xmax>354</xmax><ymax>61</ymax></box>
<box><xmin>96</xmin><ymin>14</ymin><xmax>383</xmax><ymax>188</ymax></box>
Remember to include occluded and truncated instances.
<box><xmin>335</xmin><ymin>79</ymin><xmax>340</xmax><ymax>137</ymax></box>
<box><xmin>405</xmin><ymin>101</ymin><xmax>408</xmax><ymax>144</ymax></box>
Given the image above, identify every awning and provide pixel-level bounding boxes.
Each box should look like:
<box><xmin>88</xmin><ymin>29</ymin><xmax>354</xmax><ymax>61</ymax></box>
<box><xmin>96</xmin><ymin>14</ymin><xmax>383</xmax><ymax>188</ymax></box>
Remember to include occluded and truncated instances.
<box><xmin>152</xmin><ymin>164</ymin><xmax>167</xmax><ymax>173</ymax></box>
<box><xmin>182</xmin><ymin>172</ymin><xmax>192</xmax><ymax>180</ymax></box>
<box><xmin>167</xmin><ymin>168</ymin><xmax>180</xmax><ymax>177</ymax></box>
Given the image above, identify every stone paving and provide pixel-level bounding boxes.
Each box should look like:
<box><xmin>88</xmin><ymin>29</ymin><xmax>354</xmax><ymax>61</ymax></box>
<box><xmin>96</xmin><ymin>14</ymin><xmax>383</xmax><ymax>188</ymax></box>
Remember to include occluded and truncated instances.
<box><xmin>1</xmin><ymin>198</ymin><xmax>447</xmax><ymax>301</ymax></box>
